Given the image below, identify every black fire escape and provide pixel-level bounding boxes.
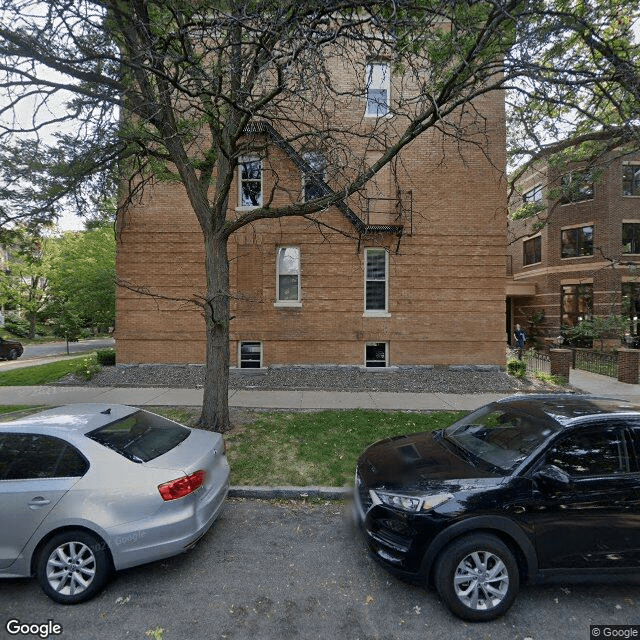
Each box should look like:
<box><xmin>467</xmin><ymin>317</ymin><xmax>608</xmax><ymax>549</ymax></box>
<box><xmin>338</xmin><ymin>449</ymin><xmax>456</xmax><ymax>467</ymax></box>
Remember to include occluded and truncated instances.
<box><xmin>244</xmin><ymin>122</ymin><xmax>412</xmax><ymax>252</ymax></box>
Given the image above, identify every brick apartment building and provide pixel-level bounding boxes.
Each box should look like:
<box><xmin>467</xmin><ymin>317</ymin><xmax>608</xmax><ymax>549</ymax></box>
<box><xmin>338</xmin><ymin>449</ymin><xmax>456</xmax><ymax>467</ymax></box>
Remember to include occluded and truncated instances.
<box><xmin>507</xmin><ymin>148</ymin><xmax>640</xmax><ymax>347</ymax></box>
<box><xmin>115</xmin><ymin>58</ymin><xmax>508</xmax><ymax>369</ymax></box>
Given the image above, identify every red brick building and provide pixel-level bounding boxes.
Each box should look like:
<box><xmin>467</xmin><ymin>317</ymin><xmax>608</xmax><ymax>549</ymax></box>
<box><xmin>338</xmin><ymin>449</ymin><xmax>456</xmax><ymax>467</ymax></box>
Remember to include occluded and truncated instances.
<box><xmin>115</xmin><ymin>61</ymin><xmax>508</xmax><ymax>369</ymax></box>
<box><xmin>507</xmin><ymin>149</ymin><xmax>640</xmax><ymax>347</ymax></box>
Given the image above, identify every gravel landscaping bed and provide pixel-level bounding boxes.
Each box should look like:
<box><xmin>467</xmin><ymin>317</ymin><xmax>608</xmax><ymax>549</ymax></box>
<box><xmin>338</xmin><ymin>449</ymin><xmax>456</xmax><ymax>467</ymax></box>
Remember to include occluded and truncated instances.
<box><xmin>62</xmin><ymin>363</ymin><xmax>552</xmax><ymax>393</ymax></box>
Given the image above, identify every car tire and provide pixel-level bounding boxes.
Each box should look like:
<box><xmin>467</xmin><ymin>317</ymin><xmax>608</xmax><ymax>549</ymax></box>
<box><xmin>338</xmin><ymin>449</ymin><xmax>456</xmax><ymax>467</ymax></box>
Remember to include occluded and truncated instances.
<box><xmin>37</xmin><ymin>530</ymin><xmax>112</xmax><ymax>604</ymax></box>
<box><xmin>434</xmin><ymin>533</ymin><xmax>519</xmax><ymax>622</ymax></box>
<box><xmin>8</xmin><ymin>349</ymin><xmax>17</xmax><ymax>360</ymax></box>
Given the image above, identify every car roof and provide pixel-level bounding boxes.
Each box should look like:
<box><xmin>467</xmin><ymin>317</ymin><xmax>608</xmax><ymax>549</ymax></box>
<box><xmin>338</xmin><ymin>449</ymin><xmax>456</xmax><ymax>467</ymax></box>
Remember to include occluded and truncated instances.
<box><xmin>495</xmin><ymin>394</ymin><xmax>640</xmax><ymax>427</ymax></box>
<box><xmin>0</xmin><ymin>403</ymin><xmax>139</xmax><ymax>434</ymax></box>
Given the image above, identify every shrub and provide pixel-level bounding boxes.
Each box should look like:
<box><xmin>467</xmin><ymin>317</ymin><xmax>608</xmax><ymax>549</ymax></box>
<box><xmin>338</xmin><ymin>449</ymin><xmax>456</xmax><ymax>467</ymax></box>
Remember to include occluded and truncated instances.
<box><xmin>507</xmin><ymin>358</ymin><xmax>526</xmax><ymax>379</ymax></box>
<box><xmin>4</xmin><ymin>312</ymin><xmax>30</xmax><ymax>338</ymax></box>
<box><xmin>533</xmin><ymin>371</ymin><xmax>567</xmax><ymax>386</ymax></box>
<box><xmin>75</xmin><ymin>356</ymin><xmax>101</xmax><ymax>380</ymax></box>
<box><xmin>96</xmin><ymin>348</ymin><xmax>116</xmax><ymax>366</ymax></box>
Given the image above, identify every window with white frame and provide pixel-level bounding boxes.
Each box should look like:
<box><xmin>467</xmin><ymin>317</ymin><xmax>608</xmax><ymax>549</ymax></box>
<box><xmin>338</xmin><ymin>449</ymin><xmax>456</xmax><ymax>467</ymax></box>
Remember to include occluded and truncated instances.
<box><xmin>239</xmin><ymin>341</ymin><xmax>262</xmax><ymax>368</ymax></box>
<box><xmin>365</xmin><ymin>63</ymin><xmax>390</xmax><ymax>117</ymax></box>
<box><xmin>365</xmin><ymin>342</ymin><xmax>388</xmax><ymax>367</ymax></box>
<box><xmin>523</xmin><ymin>184</ymin><xmax>543</xmax><ymax>203</ymax></box>
<box><xmin>276</xmin><ymin>247</ymin><xmax>300</xmax><ymax>303</ymax></box>
<box><xmin>302</xmin><ymin>151</ymin><xmax>327</xmax><ymax>202</ymax></box>
<box><xmin>239</xmin><ymin>156</ymin><xmax>262</xmax><ymax>208</ymax></box>
<box><xmin>365</xmin><ymin>248</ymin><xmax>388</xmax><ymax>313</ymax></box>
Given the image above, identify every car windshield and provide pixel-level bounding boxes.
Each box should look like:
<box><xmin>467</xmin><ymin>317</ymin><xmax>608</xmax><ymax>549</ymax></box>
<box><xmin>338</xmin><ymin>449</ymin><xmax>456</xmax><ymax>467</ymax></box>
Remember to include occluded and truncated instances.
<box><xmin>443</xmin><ymin>405</ymin><xmax>559</xmax><ymax>473</ymax></box>
<box><xmin>87</xmin><ymin>411</ymin><xmax>190</xmax><ymax>462</ymax></box>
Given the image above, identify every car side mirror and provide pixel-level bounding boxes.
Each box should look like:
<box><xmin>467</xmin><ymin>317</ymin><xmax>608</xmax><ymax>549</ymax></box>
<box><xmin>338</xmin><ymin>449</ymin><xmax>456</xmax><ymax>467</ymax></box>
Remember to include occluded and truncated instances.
<box><xmin>533</xmin><ymin>464</ymin><xmax>571</xmax><ymax>491</ymax></box>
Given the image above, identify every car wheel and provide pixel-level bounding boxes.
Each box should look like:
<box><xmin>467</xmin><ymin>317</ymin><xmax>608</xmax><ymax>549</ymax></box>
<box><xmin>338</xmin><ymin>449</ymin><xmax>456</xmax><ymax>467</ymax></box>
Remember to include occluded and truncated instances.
<box><xmin>8</xmin><ymin>349</ymin><xmax>17</xmax><ymax>360</ymax></box>
<box><xmin>434</xmin><ymin>533</ymin><xmax>519</xmax><ymax>622</ymax></box>
<box><xmin>37</xmin><ymin>530</ymin><xmax>112</xmax><ymax>604</ymax></box>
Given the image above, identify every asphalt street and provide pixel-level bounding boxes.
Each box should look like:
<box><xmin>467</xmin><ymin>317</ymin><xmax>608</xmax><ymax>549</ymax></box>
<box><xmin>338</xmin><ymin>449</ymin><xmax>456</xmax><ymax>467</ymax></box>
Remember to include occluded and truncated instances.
<box><xmin>1</xmin><ymin>499</ymin><xmax>638</xmax><ymax>640</ymax></box>
<box><xmin>19</xmin><ymin>339</ymin><xmax>115</xmax><ymax>362</ymax></box>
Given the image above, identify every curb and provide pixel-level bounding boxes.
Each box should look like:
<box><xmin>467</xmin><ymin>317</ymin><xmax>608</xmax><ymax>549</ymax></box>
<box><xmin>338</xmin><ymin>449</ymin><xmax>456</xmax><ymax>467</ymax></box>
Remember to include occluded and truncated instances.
<box><xmin>228</xmin><ymin>485</ymin><xmax>352</xmax><ymax>500</ymax></box>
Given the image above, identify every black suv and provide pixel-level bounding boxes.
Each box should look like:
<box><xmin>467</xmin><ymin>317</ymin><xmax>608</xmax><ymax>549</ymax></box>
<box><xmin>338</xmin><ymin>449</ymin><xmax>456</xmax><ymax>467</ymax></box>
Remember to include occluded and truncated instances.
<box><xmin>0</xmin><ymin>337</ymin><xmax>23</xmax><ymax>360</ymax></box>
<box><xmin>354</xmin><ymin>394</ymin><xmax>640</xmax><ymax>621</ymax></box>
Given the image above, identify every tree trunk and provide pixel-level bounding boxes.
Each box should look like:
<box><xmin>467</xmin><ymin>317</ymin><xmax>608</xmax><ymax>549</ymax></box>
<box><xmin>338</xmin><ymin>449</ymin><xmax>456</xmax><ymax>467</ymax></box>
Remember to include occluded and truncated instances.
<box><xmin>199</xmin><ymin>232</ymin><xmax>231</xmax><ymax>432</ymax></box>
<box><xmin>28</xmin><ymin>312</ymin><xmax>36</xmax><ymax>339</ymax></box>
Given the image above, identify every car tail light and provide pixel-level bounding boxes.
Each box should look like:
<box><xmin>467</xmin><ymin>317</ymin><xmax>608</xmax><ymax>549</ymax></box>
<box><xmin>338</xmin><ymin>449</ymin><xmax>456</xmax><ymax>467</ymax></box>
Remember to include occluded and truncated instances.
<box><xmin>158</xmin><ymin>470</ymin><xmax>206</xmax><ymax>501</ymax></box>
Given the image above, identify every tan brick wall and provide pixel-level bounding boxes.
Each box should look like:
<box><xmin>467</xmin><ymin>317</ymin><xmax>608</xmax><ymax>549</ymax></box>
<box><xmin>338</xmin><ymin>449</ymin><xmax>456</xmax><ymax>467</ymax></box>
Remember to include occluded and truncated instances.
<box><xmin>116</xmin><ymin>74</ymin><xmax>508</xmax><ymax>367</ymax></box>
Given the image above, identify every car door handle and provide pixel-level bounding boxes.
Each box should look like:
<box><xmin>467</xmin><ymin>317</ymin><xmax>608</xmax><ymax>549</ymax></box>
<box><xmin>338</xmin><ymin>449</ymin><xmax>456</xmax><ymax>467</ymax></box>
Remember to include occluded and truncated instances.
<box><xmin>28</xmin><ymin>497</ymin><xmax>51</xmax><ymax>509</ymax></box>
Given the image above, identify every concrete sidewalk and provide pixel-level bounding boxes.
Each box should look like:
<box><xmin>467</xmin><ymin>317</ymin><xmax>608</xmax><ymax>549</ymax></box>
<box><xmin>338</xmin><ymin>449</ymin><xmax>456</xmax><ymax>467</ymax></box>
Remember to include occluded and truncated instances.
<box><xmin>0</xmin><ymin>367</ymin><xmax>637</xmax><ymax>410</ymax></box>
<box><xmin>0</xmin><ymin>384</ymin><xmax>509</xmax><ymax>411</ymax></box>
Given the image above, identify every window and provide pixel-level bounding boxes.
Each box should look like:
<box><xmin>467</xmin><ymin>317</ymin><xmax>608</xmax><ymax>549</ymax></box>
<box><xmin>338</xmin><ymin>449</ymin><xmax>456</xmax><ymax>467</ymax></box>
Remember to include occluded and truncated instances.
<box><xmin>276</xmin><ymin>247</ymin><xmax>300</xmax><ymax>303</ymax></box>
<box><xmin>239</xmin><ymin>157</ymin><xmax>262</xmax><ymax>208</ymax></box>
<box><xmin>365</xmin><ymin>63</ymin><xmax>390</xmax><ymax>117</ymax></box>
<box><xmin>523</xmin><ymin>236</ymin><xmax>541</xmax><ymax>266</ymax></box>
<box><xmin>444</xmin><ymin>406</ymin><xmax>558</xmax><ymax>473</ymax></box>
<box><xmin>0</xmin><ymin>434</ymin><xmax>88</xmax><ymax>480</ymax></box>
<box><xmin>561</xmin><ymin>225</ymin><xmax>593</xmax><ymax>258</ymax></box>
<box><xmin>523</xmin><ymin>185</ymin><xmax>543</xmax><ymax>203</ymax></box>
<box><xmin>623</xmin><ymin>164</ymin><xmax>640</xmax><ymax>196</ymax></box>
<box><xmin>88</xmin><ymin>412</ymin><xmax>189</xmax><ymax>463</ymax></box>
<box><xmin>366</xmin><ymin>342</ymin><xmax>387</xmax><ymax>367</ymax></box>
<box><xmin>561</xmin><ymin>283</ymin><xmax>592</xmax><ymax>327</ymax></box>
<box><xmin>239</xmin><ymin>341</ymin><xmax>262</xmax><ymax>368</ymax></box>
<box><xmin>543</xmin><ymin>427</ymin><xmax>629</xmax><ymax>477</ymax></box>
<box><xmin>622</xmin><ymin>223</ymin><xmax>640</xmax><ymax>254</ymax></box>
<box><xmin>302</xmin><ymin>152</ymin><xmax>327</xmax><ymax>202</ymax></box>
<box><xmin>365</xmin><ymin>248</ymin><xmax>388</xmax><ymax>313</ymax></box>
<box><xmin>559</xmin><ymin>170</ymin><xmax>594</xmax><ymax>204</ymax></box>
<box><xmin>622</xmin><ymin>283</ymin><xmax>640</xmax><ymax>336</ymax></box>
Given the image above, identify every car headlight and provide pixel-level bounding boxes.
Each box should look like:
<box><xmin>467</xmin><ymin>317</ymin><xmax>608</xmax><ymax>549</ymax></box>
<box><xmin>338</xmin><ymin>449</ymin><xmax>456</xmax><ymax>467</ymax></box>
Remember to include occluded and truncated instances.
<box><xmin>372</xmin><ymin>490</ymin><xmax>453</xmax><ymax>512</ymax></box>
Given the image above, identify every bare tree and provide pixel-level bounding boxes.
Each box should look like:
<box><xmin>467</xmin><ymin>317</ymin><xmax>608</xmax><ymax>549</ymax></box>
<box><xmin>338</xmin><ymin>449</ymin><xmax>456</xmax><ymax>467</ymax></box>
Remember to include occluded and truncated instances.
<box><xmin>0</xmin><ymin>0</ymin><xmax>638</xmax><ymax>430</ymax></box>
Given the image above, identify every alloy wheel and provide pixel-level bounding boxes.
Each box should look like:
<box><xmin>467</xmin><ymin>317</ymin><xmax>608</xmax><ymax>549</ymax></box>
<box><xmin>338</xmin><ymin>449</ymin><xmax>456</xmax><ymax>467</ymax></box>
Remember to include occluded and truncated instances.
<box><xmin>453</xmin><ymin>550</ymin><xmax>509</xmax><ymax>611</ymax></box>
<box><xmin>45</xmin><ymin>540</ymin><xmax>97</xmax><ymax>597</ymax></box>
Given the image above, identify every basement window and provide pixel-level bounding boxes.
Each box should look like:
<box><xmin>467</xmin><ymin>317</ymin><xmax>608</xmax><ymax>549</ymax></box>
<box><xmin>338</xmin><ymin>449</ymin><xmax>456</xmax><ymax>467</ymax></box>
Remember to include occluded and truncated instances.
<box><xmin>239</xmin><ymin>341</ymin><xmax>262</xmax><ymax>368</ymax></box>
<box><xmin>365</xmin><ymin>342</ymin><xmax>388</xmax><ymax>368</ymax></box>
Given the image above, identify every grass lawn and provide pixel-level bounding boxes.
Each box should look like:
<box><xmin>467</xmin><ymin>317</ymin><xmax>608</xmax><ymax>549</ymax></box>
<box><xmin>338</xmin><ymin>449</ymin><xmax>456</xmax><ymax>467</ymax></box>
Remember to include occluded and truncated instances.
<box><xmin>0</xmin><ymin>356</ymin><xmax>95</xmax><ymax>386</ymax></box>
<box><xmin>0</xmin><ymin>378</ymin><xmax>465</xmax><ymax>487</ymax></box>
<box><xmin>154</xmin><ymin>407</ymin><xmax>465</xmax><ymax>487</ymax></box>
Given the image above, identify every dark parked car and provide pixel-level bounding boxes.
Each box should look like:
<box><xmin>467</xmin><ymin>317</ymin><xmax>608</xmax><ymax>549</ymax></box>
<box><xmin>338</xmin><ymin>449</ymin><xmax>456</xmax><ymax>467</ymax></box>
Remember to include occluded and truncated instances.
<box><xmin>354</xmin><ymin>394</ymin><xmax>640</xmax><ymax>621</ymax></box>
<box><xmin>0</xmin><ymin>337</ymin><xmax>23</xmax><ymax>360</ymax></box>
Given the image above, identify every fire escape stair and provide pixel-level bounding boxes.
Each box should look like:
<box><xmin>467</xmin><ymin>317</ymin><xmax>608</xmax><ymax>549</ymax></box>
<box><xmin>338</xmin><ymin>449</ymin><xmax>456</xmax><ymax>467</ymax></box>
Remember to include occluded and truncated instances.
<box><xmin>244</xmin><ymin>121</ymin><xmax>405</xmax><ymax>240</ymax></box>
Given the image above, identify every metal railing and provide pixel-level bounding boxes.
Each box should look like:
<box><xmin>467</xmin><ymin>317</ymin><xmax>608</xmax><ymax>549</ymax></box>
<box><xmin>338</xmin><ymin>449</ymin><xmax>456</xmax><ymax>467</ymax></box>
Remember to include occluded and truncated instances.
<box><xmin>524</xmin><ymin>351</ymin><xmax>550</xmax><ymax>375</ymax></box>
<box><xmin>363</xmin><ymin>192</ymin><xmax>413</xmax><ymax>235</ymax></box>
<box><xmin>572</xmin><ymin>348</ymin><xmax>618</xmax><ymax>378</ymax></box>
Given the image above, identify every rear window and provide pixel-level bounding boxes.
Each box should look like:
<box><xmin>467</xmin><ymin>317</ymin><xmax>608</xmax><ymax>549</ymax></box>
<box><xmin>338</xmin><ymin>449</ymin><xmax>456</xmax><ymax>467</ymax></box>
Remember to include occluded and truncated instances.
<box><xmin>87</xmin><ymin>411</ymin><xmax>190</xmax><ymax>462</ymax></box>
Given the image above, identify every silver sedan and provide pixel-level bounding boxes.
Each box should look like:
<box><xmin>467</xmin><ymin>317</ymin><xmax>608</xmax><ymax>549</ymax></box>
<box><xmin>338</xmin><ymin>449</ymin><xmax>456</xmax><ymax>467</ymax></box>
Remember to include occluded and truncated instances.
<box><xmin>0</xmin><ymin>403</ymin><xmax>229</xmax><ymax>603</ymax></box>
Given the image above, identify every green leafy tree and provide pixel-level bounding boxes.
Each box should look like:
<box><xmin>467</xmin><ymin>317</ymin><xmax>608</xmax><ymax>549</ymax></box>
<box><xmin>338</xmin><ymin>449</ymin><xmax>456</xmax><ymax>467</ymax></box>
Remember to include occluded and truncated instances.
<box><xmin>48</xmin><ymin>303</ymin><xmax>84</xmax><ymax>349</ymax></box>
<box><xmin>0</xmin><ymin>1</ymin><xmax>638</xmax><ymax>430</ymax></box>
<box><xmin>566</xmin><ymin>315</ymin><xmax>630</xmax><ymax>351</ymax></box>
<box><xmin>0</xmin><ymin>228</ymin><xmax>50</xmax><ymax>338</ymax></box>
<box><xmin>46</xmin><ymin>226</ymin><xmax>116</xmax><ymax>334</ymax></box>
